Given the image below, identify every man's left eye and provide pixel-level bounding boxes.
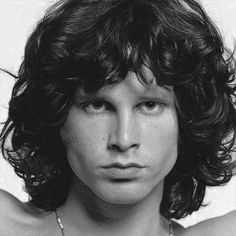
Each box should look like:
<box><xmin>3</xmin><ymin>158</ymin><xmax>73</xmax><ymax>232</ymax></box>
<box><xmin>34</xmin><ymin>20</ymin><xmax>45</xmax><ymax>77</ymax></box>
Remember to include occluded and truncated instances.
<box><xmin>139</xmin><ymin>101</ymin><xmax>164</xmax><ymax>113</ymax></box>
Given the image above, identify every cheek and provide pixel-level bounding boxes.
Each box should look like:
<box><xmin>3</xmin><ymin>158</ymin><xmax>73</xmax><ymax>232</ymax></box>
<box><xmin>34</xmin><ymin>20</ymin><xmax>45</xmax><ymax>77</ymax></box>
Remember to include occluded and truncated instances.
<box><xmin>60</xmin><ymin>112</ymin><xmax>107</xmax><ymax>167</ymax></box>
<box><xmin>143</xmin><ymin>109</ymin><xmax>178</xmax><ymax>149</ymax></box>
<box><xmin>141</xmin><ymin>110</ymin><xmax>178</xmax><ymax>172</ymax></box>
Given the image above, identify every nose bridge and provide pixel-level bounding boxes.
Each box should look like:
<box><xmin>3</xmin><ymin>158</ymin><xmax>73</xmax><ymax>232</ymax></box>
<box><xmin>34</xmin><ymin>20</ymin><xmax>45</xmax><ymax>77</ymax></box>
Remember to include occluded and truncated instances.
<box><xmin>109</xmin><ymin>108</ymin><xmax>139</xmax><ymax>151</ymax></box>
<box><xmin>117</xmin><ymin>108</ymin><xmax>134</xmax><ymax>144</ymax></box>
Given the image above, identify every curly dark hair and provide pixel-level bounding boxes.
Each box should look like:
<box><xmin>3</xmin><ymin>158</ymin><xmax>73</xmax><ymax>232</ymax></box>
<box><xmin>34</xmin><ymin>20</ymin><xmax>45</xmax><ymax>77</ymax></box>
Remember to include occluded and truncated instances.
<box><xmin>0</xmin><ymin>0</ymin><xmax>236</xmax><ymax>220</ymax></box>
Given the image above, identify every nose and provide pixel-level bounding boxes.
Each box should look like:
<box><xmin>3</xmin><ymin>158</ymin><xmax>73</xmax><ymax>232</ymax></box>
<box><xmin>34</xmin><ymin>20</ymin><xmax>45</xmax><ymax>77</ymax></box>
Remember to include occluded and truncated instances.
<box><xmin>107</xmin><ymin>110</ymin><xmax>140</xmax><ymax>152</ymax></box>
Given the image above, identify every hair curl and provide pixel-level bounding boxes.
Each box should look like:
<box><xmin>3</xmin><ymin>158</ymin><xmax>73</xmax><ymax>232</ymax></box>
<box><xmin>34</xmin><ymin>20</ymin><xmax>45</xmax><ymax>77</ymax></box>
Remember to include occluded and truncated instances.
<box><xmin>1</xmin><ymin>0</ymin><xmax>236</xmax><ymax>219</ymax></box>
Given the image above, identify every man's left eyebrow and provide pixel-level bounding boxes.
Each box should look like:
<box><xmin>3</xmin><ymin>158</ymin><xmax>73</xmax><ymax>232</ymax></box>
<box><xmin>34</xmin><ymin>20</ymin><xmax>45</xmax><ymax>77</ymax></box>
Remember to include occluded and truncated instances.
<box><xmin>162</xmin><ymin>85</ymin><xmax>173</xmax><ymax>94</ymax></box>
<box><xmin>139</xmin><ymin>86</ymin><xmax>173</xmax><ymax>100</ymax></box>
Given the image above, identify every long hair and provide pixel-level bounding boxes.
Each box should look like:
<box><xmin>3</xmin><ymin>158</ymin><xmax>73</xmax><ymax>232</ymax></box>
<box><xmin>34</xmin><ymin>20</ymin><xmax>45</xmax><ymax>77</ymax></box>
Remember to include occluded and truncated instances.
<box><xmin>1</xmin><ymin>0</ymin><xmax>236</xmax><ymax>219</ymax></box>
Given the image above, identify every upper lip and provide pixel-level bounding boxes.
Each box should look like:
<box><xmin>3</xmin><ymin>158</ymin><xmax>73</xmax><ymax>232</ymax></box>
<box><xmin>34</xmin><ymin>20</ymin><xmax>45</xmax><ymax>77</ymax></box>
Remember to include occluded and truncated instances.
<box><xmin>103</xmin><ymin>163</ymin><xmax>145</xmax><ymax>169</ymax></box>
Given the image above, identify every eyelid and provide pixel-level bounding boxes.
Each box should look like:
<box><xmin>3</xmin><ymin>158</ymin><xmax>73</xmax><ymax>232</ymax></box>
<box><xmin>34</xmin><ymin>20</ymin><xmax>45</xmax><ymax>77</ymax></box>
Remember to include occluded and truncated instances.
<box><xmin>78</xmin><ymin>97</ymin><xmax>114</xmax><ymax>112</ymax></box>
<box><xmin>138</xmin><ymin>98</ymin><xmax>167</xmax><ymax>106</ymax></box>
<box><xmin>136</xmin><ymin>99</ymin><xmax>167</xmax><ymax>114</ymax></box>
<box><xmin>76</xmin><ymin>96</ymin><xmax>168</xmax><ymax>112</ymax></box>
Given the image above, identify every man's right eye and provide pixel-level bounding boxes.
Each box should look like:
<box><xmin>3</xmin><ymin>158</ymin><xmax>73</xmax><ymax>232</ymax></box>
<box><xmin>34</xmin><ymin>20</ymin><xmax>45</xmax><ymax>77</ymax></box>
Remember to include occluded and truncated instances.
<box><xmin>80</xmin><ymin>99</ymin><xmax>111</xmax><ymax>113</ymax></box>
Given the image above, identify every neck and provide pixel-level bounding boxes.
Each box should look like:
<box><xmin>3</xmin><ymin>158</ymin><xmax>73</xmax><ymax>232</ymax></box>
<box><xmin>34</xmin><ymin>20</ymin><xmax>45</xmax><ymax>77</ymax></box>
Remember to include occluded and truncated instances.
<box><xmin>59</xmin><ymin>178</ymin><xmax>169</xmax><ymax>236</ymax></box>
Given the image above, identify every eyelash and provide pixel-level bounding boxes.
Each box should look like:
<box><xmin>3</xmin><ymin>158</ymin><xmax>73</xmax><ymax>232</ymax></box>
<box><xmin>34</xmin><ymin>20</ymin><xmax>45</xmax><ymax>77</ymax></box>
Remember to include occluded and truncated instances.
<box><xmin>80</xmin><ymin>99</ymin><xmax>112</xmax><ymax>112</ymax></box>
<box><xmin>139</xmin><ymin>101</ymin><xmax>164</xmax><ymax>112</ymax></box>
<box><xmin>79</xmin><ymin>98</ymin><xmax>166</xmax><ymax>114</ymax></box>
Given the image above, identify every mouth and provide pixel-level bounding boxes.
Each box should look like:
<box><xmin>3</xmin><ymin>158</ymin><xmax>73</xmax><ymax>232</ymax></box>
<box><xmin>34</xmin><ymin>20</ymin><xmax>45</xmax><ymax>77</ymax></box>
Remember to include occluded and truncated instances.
<box><xmin>103</xmin><ymin>162</ymin><xmax>145</xmax><ymax>169</ymax></box>
<box><xmin>102</xmin><ymin>163</ymin><xmax>146</xmax><ymax>179</ymax></box>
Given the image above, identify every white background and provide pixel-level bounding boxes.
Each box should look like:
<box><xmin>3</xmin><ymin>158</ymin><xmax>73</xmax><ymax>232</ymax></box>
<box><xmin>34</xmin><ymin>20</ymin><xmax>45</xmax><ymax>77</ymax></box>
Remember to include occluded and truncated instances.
<box><xmin>0</xmin><ymin>0</ymin><xmax>235</xmax><ymax>227</ymax></box>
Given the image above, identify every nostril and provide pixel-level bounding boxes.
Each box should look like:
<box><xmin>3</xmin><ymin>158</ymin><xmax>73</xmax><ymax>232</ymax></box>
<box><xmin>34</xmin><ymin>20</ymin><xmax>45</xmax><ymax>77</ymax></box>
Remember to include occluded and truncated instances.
<box><xmin>131</xmin><ymin>143</ymin><xmax>140</xmax><ymax>148</ymax></box>
<box><xmin>108</xmin><ymin>143</ymin><xmax>140</xmax><ymax>152</ymax></box>
<box><xmin>108</xmin><ymin>144</ymin><xmax>123</xmax><ymax>152</ymax></box>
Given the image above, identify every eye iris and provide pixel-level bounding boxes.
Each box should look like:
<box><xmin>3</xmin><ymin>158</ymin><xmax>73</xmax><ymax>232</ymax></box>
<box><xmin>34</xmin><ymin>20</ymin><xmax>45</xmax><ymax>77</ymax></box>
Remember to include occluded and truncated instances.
<box><xmin>145</xmin><ymin>101</ymin><xmax>156</xmax><ymax>109</ymax></box>
<box><xmin>92</xmin><ymin>101</ymin><xmax>104</xmax><ymax>109</ymax></box>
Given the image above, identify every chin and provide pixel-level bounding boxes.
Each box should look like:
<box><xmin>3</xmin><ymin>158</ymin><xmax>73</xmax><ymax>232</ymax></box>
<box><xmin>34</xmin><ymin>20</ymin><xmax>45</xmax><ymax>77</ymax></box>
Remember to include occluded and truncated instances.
<box><xmin>100</xmin><ymin>192</ymin><xmax>148</xmax><ymax>205</ymax></box>
<box><xmin>93</xmin><ymin>181</ymin><xmax>156</xmax><ymax>205</ymax></box>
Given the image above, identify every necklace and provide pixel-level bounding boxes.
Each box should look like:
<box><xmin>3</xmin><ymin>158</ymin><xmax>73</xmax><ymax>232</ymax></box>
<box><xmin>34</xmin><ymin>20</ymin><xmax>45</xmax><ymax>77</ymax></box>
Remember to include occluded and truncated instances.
<box><xmin>55</xmin><ymin>209</ymin><xmax>65</xmax><ymax>236</ymax></box>
<box><xmin>55</xmin><ymin>209</ymin><xmax>174</xmax><ymax>236</ymax></box>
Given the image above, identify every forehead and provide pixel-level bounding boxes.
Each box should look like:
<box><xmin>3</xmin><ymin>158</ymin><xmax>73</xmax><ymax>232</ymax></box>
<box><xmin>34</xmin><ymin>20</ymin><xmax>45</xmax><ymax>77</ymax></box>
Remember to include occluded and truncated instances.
<box><xmin>75</xmin><ymin>69</ymin><xmax>174</xmax><ymax>100</ymax></box>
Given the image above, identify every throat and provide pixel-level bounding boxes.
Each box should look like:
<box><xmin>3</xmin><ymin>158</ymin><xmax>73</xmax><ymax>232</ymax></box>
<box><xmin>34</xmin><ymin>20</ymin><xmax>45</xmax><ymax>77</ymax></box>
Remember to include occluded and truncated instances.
<box><xmin>58</xmin><ymin>178</ymin><xmax>170</xmax><ymax>235</ymax></box>
<box><xmin>71</xmin><ymin>179</ymin><xmax>141</xmax><ymax>222</ymax></box>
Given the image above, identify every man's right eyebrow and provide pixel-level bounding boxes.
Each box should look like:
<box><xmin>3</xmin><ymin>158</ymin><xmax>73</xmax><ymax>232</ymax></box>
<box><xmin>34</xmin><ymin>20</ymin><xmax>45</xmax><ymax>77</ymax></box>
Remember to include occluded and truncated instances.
<box><xmin>74</xmin><ymin>93</ymin><xmax>99</xmax><ymax>100</ymax></box>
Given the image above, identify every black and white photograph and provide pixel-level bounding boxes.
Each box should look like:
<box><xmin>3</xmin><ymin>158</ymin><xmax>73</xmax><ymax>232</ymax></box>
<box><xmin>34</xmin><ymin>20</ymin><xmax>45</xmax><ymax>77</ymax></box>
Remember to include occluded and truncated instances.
<box><xmin>0</xmin><ymin>0</ymin><xmax>236</xmax><ymax>235</ymax></box>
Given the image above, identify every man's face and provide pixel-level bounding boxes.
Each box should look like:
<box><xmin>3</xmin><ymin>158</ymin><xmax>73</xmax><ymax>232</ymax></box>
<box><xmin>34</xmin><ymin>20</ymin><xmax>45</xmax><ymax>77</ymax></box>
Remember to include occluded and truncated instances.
<box><xmin>61</xmin><ymin>71</ymin><xmax>178</xmax><ymax>204</ymax></box>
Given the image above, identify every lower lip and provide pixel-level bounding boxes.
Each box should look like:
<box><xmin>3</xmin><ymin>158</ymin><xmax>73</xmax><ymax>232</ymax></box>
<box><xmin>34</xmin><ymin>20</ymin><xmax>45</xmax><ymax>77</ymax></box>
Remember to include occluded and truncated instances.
<box><xmin>103</xmin><ymin>167</ymin><xmax>143</xmax><ymax>179</ymax></box>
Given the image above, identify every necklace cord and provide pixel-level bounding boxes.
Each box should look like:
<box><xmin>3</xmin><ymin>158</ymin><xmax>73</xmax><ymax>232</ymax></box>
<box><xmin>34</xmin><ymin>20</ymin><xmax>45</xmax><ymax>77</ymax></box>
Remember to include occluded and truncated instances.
<box><xmin>55</xmin><ymin>209</ymin><xmax>65</xmax><ymax>236</ymax></box>
<box><xmin>169</xmin><ymin>219</ymin><xmax>174</xmax><ymax>236</ymax></box>
<box><xmin>55</xmin><ymin>209</ymin><xmax>174</xmax><ymax>236</ymax></box>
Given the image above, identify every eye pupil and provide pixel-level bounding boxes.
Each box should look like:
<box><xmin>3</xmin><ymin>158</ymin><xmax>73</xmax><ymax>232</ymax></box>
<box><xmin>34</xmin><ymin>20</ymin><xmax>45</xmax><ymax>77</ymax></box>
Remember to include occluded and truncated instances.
<box><xmin>146</xmin><ymin>102</ymin><xmax>156</xmax><ymax>108</ymax></box>
<box><xmin>93</xmin><ymin>101</ymin><xmax>103</xmax><ymax>108</ymax></box>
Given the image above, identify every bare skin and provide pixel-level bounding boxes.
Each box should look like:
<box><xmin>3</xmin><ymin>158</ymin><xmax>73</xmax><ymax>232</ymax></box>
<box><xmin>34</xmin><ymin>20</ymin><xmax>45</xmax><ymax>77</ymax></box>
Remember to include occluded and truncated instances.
<box><xmin>0</xmin><ymin>189</ymin><xmax>235</xmax><ymax>236</ymax></box>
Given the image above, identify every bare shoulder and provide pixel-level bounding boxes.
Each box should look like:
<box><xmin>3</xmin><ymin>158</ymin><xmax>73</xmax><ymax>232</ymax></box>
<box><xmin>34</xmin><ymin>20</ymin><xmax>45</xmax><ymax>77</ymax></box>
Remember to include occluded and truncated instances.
<box><xmin>0</xmin><ymin>189</ymin><xmax>56</xmax><ymax>235</ymax></box>
<box><xmin>0</xmin><ymin>189</ymin><xmax>32</xmax><ymax>233</ymax></box>
<box><xmin>179</xmin><ymin>211</ymin><xmax>236</xmax><ymax>236</ymax></box>
<box><xmin>0</xmin><ymin>189</ymin><xmax>26</xmax><ymax>218</ymax></box>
